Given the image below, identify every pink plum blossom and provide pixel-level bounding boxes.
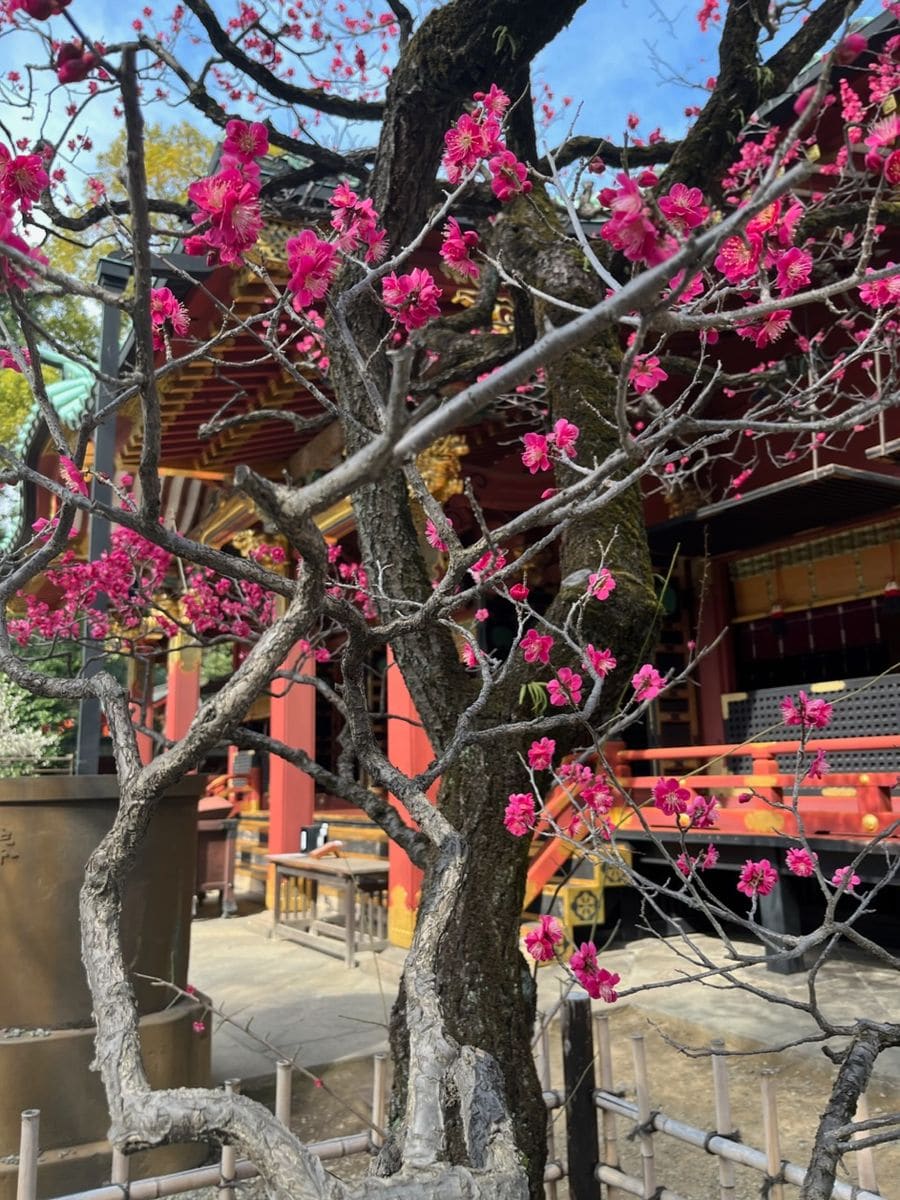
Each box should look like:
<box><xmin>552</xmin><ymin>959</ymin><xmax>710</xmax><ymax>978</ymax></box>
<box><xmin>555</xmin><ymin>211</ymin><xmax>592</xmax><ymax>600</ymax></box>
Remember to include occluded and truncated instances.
<box><xmin>774</xmin><ymin>247</ymin><xmax>813</xmax><ymax>296</ymax></box>
<box><xmin>382</xmin><ymin>268</ymin><xmax>442</xmax><ymax>330</ymax></box>
<box><xmin>806</xmin><ymin>749</ymin><xmax>830</xmax><ymax>780</ymax></box>
<box><xmin>521</xmin><ymin>629</ymin><xmax>553</xmax><ymax>664</ymax></box>
<box><xmin>527</xmin><ymin>737</ymin><xmax>556</xmax><ymax>771</ymax></box>
<box><xmin>488</xmin><ymin>150</ymin><xmax>531</xmax><ymax>202</ymax></box>
<box><xmin>588</xmin><ymin>568</ymin><xmax>616</xmax><ymax>600</ymax></box>
<box><xmin>569</xmin><ymin>941</ymin><xmax>620</xmax><ymax>1001</ymax></box>
<box><xmin>658</xmin><ymin>182</ymin><xmax>708</xmax><ymax>232</ymax></box>
<box><xmin>551</xmin><ymin>418</ymin><xmax>579</xmax><ymax>458</ymax></box>
<box><xmin>424</xmin><ymin>518</ymin><xmax>449</xmax><ymax>552</ymax></box>
<box><xmin>58</xmin><ymin>455</ymin><xmax>88</xmax><ymax>497</ymax></box>
<box><xmin>786</xmin><ymin>848</ymin><xmax>818</xmax><ymax>877</ymax></box>
<box><xmin>286</xmin><ymin>231</ymin><xmax>339</xmax><ymax>310</ymax></box>
<box><xmin>470</xmin><ymin>548</ymin><xmax>506</xmax><ymax>582</ymax></box>
<box><xmin>632</xmin><ymin>664</ymin><xmax>664</xmax><ymax>701</ymax></box>
<box><xmin>222</xmin><ymin>120</ymin><xmax>268</xmax><ymax>163</ymax></box>
<box><xmin>832</xmin><ymin>866</ymin><xmax>861</xmax><ymax>892</ymax></box>
<box><xmin>521</xmin><ymin>432</ymin><xmax>551</xmax><ymax>474</ymax></box>
<box><xmin>524</xmin><ymin>915</ymin><xmax>564</xmax><ymax>962</ymax></box>
<box><xmin>714</xmin><ymin>234</ymin><xmax>761</xmax><ymax>283</ymax></box>
<box><xmin>676</xmin><ymin>844</ymin><xmax>718</xmax><ymax>875</ymax></box>
<box><xmin>0</xmin><ymin>149</ymin><xmax>49</xmax><ymax>211</ymax></box>
<box><xmin>737</xmin><ymin>859</ymin><xmax>778</xmax><ymax>898</ymax></box>
<box><xmin>440</xmin><ymin>218</ymin><xmax>479</xmax><ymax>280</ymax></box>
<box><xmin>583</xmin><ymin>645</ymin><xmax>617</xmax><ymax>677</ymax></box>
<box><xmin>548</xmin><ymin>667</ymin><xmax>583</xmax><ymax>707</ymax></box>
<box><xmin>652</xmin><ymin>777</ymin><xmax>691</xmax><ymax>816</ymax></box>
<box><xmin>504</xmin><ymin>792</ymin><xmax>536</xmax><ymax>837</ymax></box>
<box><xmin>736</xmin><ymin>309</ymin><xmax>791</xmax><ymax>348</ymax></box>
<box><xmin>629</xmin><ymin>355</ymin><xmax>668</xmax><ymax>394</ymax></box>
<box><xmin>150</xmin><ymin>287</ymin><xmax>190</xmax><ymax>351</ymax></box>
<box><xmin>781</xmin><ymin>691</ymin><xmax>832</xmax><ymax>730</ymax></box>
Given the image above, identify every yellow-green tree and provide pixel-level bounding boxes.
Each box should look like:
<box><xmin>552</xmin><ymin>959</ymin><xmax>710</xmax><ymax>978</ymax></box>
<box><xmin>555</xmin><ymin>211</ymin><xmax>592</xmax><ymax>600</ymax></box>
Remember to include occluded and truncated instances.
<box><xmin>48</xmin><ymin>120</ymin><xmax>214</xmax><ymax>287</ymax></box>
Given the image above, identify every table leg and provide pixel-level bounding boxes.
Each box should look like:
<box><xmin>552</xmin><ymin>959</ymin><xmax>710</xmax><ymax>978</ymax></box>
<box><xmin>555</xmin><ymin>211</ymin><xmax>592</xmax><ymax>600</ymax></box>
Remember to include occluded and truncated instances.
<box><xmin>345</xmin><ymin>876</ymin><xmax>356</xmax><ymax>968</ymax></box>
<box><xmin>272</xmin><ymin>866</ymin><xmax>282</xmax><ymax>936</ymax></box>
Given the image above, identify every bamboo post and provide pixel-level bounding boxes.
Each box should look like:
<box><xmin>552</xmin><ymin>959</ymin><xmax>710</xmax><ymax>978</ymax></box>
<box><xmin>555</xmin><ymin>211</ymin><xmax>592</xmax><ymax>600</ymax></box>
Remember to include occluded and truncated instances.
<box><xmin>275</xmin><ymin>1061</ymin><xmax>292</xmax><ymax>1127</ymax></box>
<box><xmin>853</xmin><ymin>1093</ymin><xmax>879</xmax><ymax>1193</ymax></box>
<box><xmin>110</xmin><ymin>1149</ymin><xmax>129</xmax><ymax>1187</ymax></box>
<box><xmin>562</xmin><ymin>992</ymin><xmax>600</xmax><ymax>1200</ymax></box>
<box><xmin>534</xmin><ymin>1014</ymin><xmax>558</xmax><ymax>1200</ymax></box>
<box><xmin>760</xmin><ymin>1072</ymin><xmax>784</xmax><ymax>1200</ymax></box>
<box><xmin>16</xmin><ymin>1110</ymin><xmax>39</xmax><ymax>1200</ymax></box>
<box><xmin>630</xmin><ymin>1035</ymin><xmax>656</xmax><ymax>1200</ymax></box>
<box><xmin>594</xmin><ymin>1013</ymin><xmax>623</xmax><ymax>1195</ymax></box>
<box><xmin>710</xmin><ymin>1040</ymin><xmax>736</xmax><ymax>1200</ymax></box>
<box><xmin>219</xmin><ymin>1079</ymin><xmax>241</xmax><ymax>1200</ymax></box>
<box><xmin>371</xmin><ymin>1052</ymin><xmax>388</xmax><ymax>1150</ymax></box>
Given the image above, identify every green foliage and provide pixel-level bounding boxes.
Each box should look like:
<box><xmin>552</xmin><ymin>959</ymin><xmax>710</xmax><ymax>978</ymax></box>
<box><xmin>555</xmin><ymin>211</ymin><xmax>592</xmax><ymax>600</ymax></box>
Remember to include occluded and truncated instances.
<box><xmin>201</xmin><ymin>642</ymin><xmax>235</xmax><ymax>685</ymax></box>
<box><xmin>0</xmin><ymin>365</ymin><xmax>33</xmax><ymax>448</ymax></box>
<box><xmin>519</xmin><ymin>680</ymin><xmax>548</xmax><ymax>716</ymax></box>
<box><xmin>47</xmin><ymin>120</ymin><xmax>215</xmax><ymax>296</ymax></box>
<box><xmin>0</xmin><ymin>663</ymin><xmax>75</xmax><ymax>776</ymax></box>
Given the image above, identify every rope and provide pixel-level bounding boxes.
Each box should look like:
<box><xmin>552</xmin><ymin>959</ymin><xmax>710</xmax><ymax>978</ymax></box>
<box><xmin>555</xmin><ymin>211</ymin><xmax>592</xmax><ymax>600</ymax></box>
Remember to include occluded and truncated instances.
<box><xmin>759</xmin><ymin>1165</ymin><xmax>787</xmax><ymax>1198</ymax></box>
<box><xmin>702</xmin><ymin>1127</ymin><xmax>742</xmax><ymax>1152</ymax></box>
<box><xmin>627</xmin><ymin>1111</ymin><xmax>660</xmax><ymax>1141</ymax></box>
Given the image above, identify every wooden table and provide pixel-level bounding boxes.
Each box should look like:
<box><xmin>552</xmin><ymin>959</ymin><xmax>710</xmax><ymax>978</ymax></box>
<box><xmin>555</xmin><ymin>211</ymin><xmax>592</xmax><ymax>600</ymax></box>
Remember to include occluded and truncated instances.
<box><xmin>268</xmin><ymin>853</ymin><xmax>389</xmax><ymax>967</ymax></box>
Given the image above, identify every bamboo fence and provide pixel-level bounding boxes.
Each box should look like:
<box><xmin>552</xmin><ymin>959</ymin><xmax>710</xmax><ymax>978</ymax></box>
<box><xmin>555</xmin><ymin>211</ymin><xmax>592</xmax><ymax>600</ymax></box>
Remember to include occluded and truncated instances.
<box><xmin>12</xmin><ymin>997</ymin><xmax>888</xmax><ymax>1200</ymax></box>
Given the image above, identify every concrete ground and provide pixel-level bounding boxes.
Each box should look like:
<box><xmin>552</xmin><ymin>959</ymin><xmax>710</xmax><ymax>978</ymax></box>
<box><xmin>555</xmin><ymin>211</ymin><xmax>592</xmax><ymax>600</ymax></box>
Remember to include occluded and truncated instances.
<box><xmin>189</xmin><ymin>901</ymin><xmax>900</xmax><ymax>1087</ymax></box>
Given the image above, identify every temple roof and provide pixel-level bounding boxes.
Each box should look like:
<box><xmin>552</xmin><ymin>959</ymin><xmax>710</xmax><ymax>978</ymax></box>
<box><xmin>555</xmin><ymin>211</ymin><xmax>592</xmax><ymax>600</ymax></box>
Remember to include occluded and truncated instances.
<box><xmin>0</xmin><ymin>348</ymin><xmax>95</xmax><ymax>552</ymax></box>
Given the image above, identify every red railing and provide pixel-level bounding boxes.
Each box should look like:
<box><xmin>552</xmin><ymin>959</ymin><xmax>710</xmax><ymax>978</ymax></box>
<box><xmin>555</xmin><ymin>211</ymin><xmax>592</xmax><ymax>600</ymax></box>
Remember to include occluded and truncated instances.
<box><xmin>523</xmin><ymin>736</ymin><xmax>900</xmax><ymax>905</ymax></box>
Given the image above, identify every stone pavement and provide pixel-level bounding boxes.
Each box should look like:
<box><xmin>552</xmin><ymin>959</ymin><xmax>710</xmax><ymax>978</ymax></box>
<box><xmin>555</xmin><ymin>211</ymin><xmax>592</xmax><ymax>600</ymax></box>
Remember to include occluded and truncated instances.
<box><xmin>189</xmin><ymin>906</ymin><xmax>900</xmax><ymax>1086</ymax></box>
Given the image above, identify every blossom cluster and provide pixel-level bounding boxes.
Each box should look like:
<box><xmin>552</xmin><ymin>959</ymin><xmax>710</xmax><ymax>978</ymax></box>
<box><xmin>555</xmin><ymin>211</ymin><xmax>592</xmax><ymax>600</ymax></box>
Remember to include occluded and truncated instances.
<box><xmin>520</xmin><ymin>914</ymin><xmax>619</xmax><ymax>1003</ymax></box>
<box><xmin>441</xmin><ymin>85</ymin><xmax>531</xmax><ymax>202</ymax></box>
<box><xmin>9</xmin><ymin>473</ymin><xmax>281</xmax><ymax>646</ymax></box>
<box><xmin>150</xmin><ymin>287</ymin><xmax>190</xmax><ymax>353</ymax></box>
<box><xmin>0</xmin><ymin>143</ymin><xmax>49</xmax><ymax>289</ymax></box>
<box><xmin>520</xmin><ymin>418</ymin><xmax>580</xmax><ymax>474</ymax></box>
<box><xmin>326</xmin><ymin>542</ymin><xmax>377</xmax><ymax>619</ymax></box>
<box><xmin>185</xmin><ymin>120</ymin><xmax>268</xmax><ymax>266</ymax></box>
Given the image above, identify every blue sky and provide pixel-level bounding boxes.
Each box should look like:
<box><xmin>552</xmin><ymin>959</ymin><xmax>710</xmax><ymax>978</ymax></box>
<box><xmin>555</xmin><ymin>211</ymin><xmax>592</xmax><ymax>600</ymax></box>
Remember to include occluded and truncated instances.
<box><xmin>1</xmin><ymin>0</ymin><xmax>890</xmax><ymax>197</ymax></box>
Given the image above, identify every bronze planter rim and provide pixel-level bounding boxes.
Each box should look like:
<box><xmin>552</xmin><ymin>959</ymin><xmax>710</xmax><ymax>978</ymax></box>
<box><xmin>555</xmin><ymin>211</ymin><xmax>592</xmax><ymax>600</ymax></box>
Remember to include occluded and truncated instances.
<box><xmin>0</xmin><ymin>775</ymin><xmax>206</xmax><ymax>804</ymax></box>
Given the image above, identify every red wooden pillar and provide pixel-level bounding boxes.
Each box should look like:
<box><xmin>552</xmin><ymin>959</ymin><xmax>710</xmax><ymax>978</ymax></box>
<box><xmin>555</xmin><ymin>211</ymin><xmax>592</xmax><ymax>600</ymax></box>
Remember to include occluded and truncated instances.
<box><xmin>135</xmin><ymin>704</ymin><xmax>155</xmax><ymax>766</ymax></box>
<box><xmin>694</xmin><ymin>558</ymin><xmax>737</xmax><ymax>745</ymax></box>
<box><xmin>386</xmin><ymin>650</ymin><xmax>436</xmax><ymax>948</ymax></box>
<box><xmin>129</xmin><ymin>656</ymin><xmax>156</xmax><ymax>765</ymax></box>
<box><xmin>164</xmin><ymin>637</ymin><xmax>201</xmax><ymax>745</ymax></box>
<box><xmin>267</xmin><ymin>645</ymin><xmax>316</xmax><ymax>854</ymax></box>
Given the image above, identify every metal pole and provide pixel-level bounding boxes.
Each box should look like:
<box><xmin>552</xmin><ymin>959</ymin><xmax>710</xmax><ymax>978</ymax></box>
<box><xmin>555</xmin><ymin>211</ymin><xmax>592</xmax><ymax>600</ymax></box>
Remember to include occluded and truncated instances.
<box><xmin>16</xmin><ymin>1109</ymin><xmax>40</xmax><ymax>1200</ymax></box>
<box><xmin>562</xmin><ymin>992</ymin><xmax>599</xmax><ymax>1200</ymax></box>
<box><xmin>75</xmin><ymin>257</ymin><xmax>129</xmax><ymax>776</ymax></box>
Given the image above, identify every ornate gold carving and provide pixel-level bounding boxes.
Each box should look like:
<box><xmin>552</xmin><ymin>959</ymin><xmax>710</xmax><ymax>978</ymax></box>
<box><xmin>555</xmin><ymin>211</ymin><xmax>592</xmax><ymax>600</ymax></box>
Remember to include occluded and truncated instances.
<box><xmin>232</xmin><ymin>529</ymin><xmax>290</xmax><ymax>572</ymax></box>
<box><xmin>415</xmin><ymin>435</ymin><xmax>469</xmax><ymax>504</ymax></box>
<box><xmin>449</xmin><ymin>286</ymin><xmax>514</xmax><ymax>334</ymax></box>
<box><xmin>231</xmin><ymin>529</ymin><xmax>264</xmax><ymax>556</ymax></box>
